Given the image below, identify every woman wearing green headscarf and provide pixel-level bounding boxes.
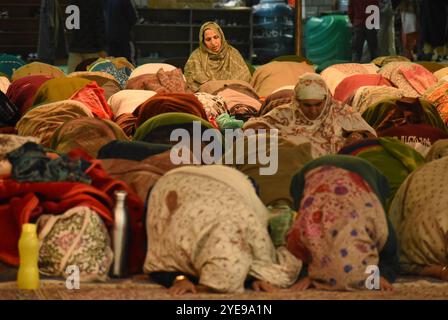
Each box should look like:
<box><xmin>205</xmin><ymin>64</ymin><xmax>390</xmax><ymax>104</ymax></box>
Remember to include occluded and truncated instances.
<box><xmin>31</xmin><ymin>77</ymin><xmax>92</xmax><ymax>107</ymax></box>
<box><xmin>133</xmin><ymin>112</ymin><xmax>222</xmax><ymax>165</ymax></box>
<box><xmin>338</xmin><ymin>137</ymin><xmax>426</xmax><ymax>210</ymax></box>
<box><xmin>184</xmin><ymin>22</ymin><xmax>251</xmax><ymax>92</ymax></box>
<box><xmin>287</xmin><ymin>155</ymin><xmax>399</xmax><ymax>291</ymax></box>
<box><xmin>133</xmin><ymin>112</ymin><xmax>216</xmax><ymax>144</ymax></box>
<box><xmin>0</xmin><ymin>54</ymin><xmax>26</xmax><ymax>79</ymax></box>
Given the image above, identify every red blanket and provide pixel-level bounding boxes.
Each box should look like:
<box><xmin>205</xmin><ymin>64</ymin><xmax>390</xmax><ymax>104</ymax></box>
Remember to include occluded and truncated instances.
<box><xmin>399</xmin><ymin>64</ymin><xmax>438</xmax><ymax>96</ymax></box>
<box><xmin>70</xmin><ymin>82</ymin><xmax>114</xmax><ymax>120</ymax></box>
<box><xmin>334</xmin><ymin>74</ymin><xmax>392</xmax><ymax>103</ymax></box>
<box><xmin>6</xmin><ymin>75</ymin><xmax>53</xmax><ymax>116</ymax></box>
<box><xmin>0</xmin><ymin>150</ymin><xmax>145</xmax><ymax>274</ymax></box>
<box><xmin>135</xmin><ymin>93</ymin><xmax>208</xmax><ymax>127</ymax></box>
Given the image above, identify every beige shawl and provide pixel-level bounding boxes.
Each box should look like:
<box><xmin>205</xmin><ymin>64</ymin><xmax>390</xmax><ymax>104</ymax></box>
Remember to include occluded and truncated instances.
<box><xmin>144</xmin><ymin>165</ymin><xmax>301</xmax><ymax>293</ymax></box>
<box><xmin>250</xmin><ymin>61</ymin><xmax>315</xmax><ymax>97</ymax></box>
<box><xmin>389</xmin><ymin>157</ymin><xmax>448</xmax><ymax>272</ymax></box>
<box><xmin>184</xmin><ymin>22</ymin><xmax>251</xmax><ymax>92</ymax></box>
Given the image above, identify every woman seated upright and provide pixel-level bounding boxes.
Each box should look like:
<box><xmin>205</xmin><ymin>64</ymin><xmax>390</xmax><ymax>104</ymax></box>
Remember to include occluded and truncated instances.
<box><xmin>244</xmin><ymin>73</ymin><xmax>376</xmax><ymax>158</ymax></box>
<box><xmin>184</xmin><ymin>22</ymin><xmax>252</xmax><ymax>92</ymax></box>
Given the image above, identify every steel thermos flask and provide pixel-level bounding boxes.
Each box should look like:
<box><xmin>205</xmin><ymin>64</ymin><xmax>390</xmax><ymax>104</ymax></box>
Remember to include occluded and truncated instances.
<box><xmin>111</xmin><ymin>190</ymin><xmax>130</xmax><ymax>278</ymax></box>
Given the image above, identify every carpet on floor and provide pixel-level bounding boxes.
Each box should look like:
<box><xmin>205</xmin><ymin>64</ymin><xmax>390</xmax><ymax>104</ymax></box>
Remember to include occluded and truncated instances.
<box><xmin>0</xmin><ymin>276</ymin><xmax>447</xmax><ymax>300</ymax></box>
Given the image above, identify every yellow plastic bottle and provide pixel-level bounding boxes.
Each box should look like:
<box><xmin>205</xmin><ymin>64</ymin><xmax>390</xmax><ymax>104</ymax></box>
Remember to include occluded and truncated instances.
<box><xmin>17</xmin><ymin>223</ymin><xmax>40</xmax><ymax>290</ymax></box>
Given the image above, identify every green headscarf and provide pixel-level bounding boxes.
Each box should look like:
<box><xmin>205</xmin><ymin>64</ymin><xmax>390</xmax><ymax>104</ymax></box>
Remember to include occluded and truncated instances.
<box><xmin>133</xmin><ymin>112</ymin><xmax>216</xmax><ymax>142</ymax></box>
<box><xmin>362</xmin><ymin>98</ymin><xmax>448</xmax><ymax>133</ymax></box>
<box><xmin>31</xmin><ymin>77</ymin><xmax>91</xmax><ymax>107</ymax></box>
<box><xmin>0</xmin><ymin>54</ymin><xmax>26</xmax><ymax>79</ymax></box>
<box><xmin>339</xmin><ymin>137</ymin><xmax>425</xmax><ymax>210</ymax></box>
<box><xmin>290</xmin><ymin>155</ymin><xmax>390</xmax><ymax>211</ymax></box>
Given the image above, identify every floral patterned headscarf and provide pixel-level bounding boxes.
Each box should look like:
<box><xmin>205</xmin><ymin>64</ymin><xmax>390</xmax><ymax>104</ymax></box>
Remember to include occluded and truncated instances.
<box><xmin>294</xmin><ymin>73</ymin><xmax>329</xmax><ymax>100</ymax></box>
<box><xmin>292</xmin><ymin>73</ymin><xmax>332</xmax><ymax>121</ymax></box>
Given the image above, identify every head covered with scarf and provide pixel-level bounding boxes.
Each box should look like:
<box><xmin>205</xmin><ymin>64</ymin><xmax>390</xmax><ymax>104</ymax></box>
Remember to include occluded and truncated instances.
<box><xmin>6</xmin><ymin>75</ymin><xmax>53</xmax><ymax>116</ymax></box>
<box><xmin>184</xmin><ymin>22</ymin><xmax>251</xmax><ymax>92</ymax></box>
<box><xmin>286</xmin><ymin>155</ymin><xmax>396</xmax><ymax>290</ymax></box>
<box><xmin>243</xmin><ymin>72</ymin><xmax>377</xmax><ymax>157</ymax></box>
<box><xmin>292</xmin><ymin>73</ymin><xmax>332</xmax><ymax>121</ymax></box>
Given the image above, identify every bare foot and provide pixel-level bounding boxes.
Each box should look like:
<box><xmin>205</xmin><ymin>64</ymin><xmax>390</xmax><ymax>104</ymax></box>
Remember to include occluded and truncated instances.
<box><xmin>288</xmin><ymin>277</ymin><xmax>312</xmax><ymax>291</ymax></box>
<box><xmin>252</xmin><ymin>280</ymin><xmax>280</xmax><ymax>293</ymax></box>
<box><xmin>380</xmin><ymin>277</ymin><xmax>394</xmax><ymax>292</ymax></box>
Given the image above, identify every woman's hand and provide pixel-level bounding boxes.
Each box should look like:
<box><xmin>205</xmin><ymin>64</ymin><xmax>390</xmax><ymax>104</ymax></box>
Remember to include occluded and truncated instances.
<box><xmin>380</xmin><ymin>277</ymin><xmax>394</xmax><ymax>292</ymax></box>
<box><xmin>251</xmin><ymin>280</ymin><xmax>280</xmax><ymax>293</ymax></box>
<box><xmin>169</xmin><ymin>278</ymin><xmax>197</xmax><ymax>296</ymax></box>
<box><xmin>288</xmin><ymin>277</ymin><xmax>312</xmax><ymax>291</ymax></box>
<box><xmin>344</xmin><ymin>130</ymin><xmax>373</xmax><ymax>146</ymax></box>
<box><xmin>0</xmin><ymin>160</ymin><xmax>12</xmax><ymax>178</ymax></box>
<box><xmin>45</xmin><ymin>152</ymin><xmax>59</xmax><ymax>159</ymax></box>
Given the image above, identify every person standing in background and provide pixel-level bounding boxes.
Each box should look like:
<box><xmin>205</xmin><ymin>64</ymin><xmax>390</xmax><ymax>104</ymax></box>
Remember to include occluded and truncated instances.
<box><xmin>398</xmin><ymin>0</ymin><xmax>419</xmax><ymax>61</ymax></box>
<box><xmin>419</xmin><ymin>0</ymin><xmax>448</xmax><ymax>62</ymax></box>
<box><xmin>378</xmin><ymin>0</ymin><xmax>396</xmax><ymax>56</ymax></box>
<box><xmin>37</xmin><ymin>0</ymin><xmax>67</xmax><ymax>65</ymax></box>
<box><xmin>67</xmin><ymin>0</ymin><xmax>106</xmax><ymax>73</ymax></box>
<box><xmin>348</xmin><ymin>0</ymin><xmax>380</xmax><ymax>62</ymax></box>
<box><xmin>104</xmin><ymin>0</ymin><xmax>139</xmax><ymax>64</ymax></box>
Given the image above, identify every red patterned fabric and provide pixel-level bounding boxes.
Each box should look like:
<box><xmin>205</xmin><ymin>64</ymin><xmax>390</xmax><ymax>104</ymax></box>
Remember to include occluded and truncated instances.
<box><xmin>6</xmin><ymin>75</ymin><xmax>53</xmax><ymax>116</ymax></box>
<box><xmin>399</xmin><ymin>64</ymin><xmax>438</xmax><ymax>95</ymax></box>
<box><xmin>0</xmin><ymin>149</ymin><xmax>145</xmax><ymax>273</ymax></box>
<box><xmin>70</xmin><ymin>82</ymin><xmax>114</xmax><ymax>120</ymax></box>
<box><xmin>334</xmin><ymin>74</ymin><xmax>392</xmax><ymax>103</ymax></box>
<box><xmin>126</xmin><ymin>68</ymin><xmax>188</xmax><ymax>94</ymax></box>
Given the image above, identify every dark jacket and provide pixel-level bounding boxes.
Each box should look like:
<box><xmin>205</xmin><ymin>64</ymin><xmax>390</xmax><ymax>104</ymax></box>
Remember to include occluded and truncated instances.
<box><xmin>68</xmin><ymin>0</ymin><xmax>106</xmax><ymax>53</ymax></box>
<box><xmin>37</xmin><ymin>0</ymin><xmax>68</xmax><ymax>64</ymax></box>
<box><xmin>348</xmin><ymin>0</ymin><xmax>380</xmax><ymax>27</ymax></box>
<box><xmin>105</xmin><ymin>0</ymin><xmax>138</xmax><ymax>43</ymax></box>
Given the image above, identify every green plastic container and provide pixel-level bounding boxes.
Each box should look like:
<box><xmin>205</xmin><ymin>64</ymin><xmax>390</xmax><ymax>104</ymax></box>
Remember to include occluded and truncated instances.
<box><xmin>305</xmin><ymin>14</ymin><xmax>352</xmax><ymax>66</ymax></box>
